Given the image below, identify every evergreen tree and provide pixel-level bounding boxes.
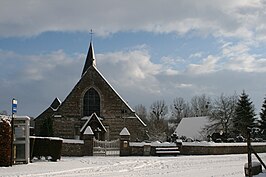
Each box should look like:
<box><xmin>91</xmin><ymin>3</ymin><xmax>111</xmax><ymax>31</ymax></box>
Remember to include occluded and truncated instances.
<box><xmin>233</xmin><ymin>91</ymin><xmax>256</xmax><ymax>137</ymax></box>
<box><xmin>259</xmin><ymin>96</ymin><xmax>266</xmax><ymax>139</ymax></box>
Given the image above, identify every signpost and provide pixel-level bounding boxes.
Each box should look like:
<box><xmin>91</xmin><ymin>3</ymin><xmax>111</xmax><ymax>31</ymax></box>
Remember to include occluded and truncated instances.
<box><xmin>12</xmin><ymin>99</ymin><xmax>17</xmax><ymax>115</ymax></box>
<box><xmin>10</xmin><ymin>98</ymin><xmax>17</xmax><ymax>166</ymax></box>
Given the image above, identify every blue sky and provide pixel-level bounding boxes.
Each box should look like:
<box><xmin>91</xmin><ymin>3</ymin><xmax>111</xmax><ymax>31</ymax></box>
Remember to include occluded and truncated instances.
<box><xmin>1</xmin><ymin>0</ymin><xmax>266</xmax><ymax>117</ymax></box>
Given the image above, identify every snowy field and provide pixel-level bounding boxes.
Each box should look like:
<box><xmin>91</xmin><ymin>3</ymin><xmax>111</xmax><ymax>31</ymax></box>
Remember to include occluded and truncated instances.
<box><xmin>1</xmin><ymin>154</ymin><xmax>266</xmax><ymax>177</ymax></box>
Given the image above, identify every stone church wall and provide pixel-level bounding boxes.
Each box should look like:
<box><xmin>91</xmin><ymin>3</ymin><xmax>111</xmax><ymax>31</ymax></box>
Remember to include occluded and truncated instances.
<box><xmin>35</xmin><ymin>57</ymin><xmax>146</xmax><ymax>140</ymax></box>
<box><xmin>50</xmin><ymin>67</ymin><xmax>146</xmax><ymax>140</ymax></box>
<box><xmin>34</xmin><ymin>107</ymin><xmax>54</xmax><ymax>136</ymax></box>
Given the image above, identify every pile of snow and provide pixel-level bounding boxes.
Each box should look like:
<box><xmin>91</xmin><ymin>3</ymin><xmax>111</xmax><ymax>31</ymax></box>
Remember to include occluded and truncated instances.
<box><xmin>0</xmin><ymin>154</ymin><xmax>265</xmax><ymax>177</ymax></box>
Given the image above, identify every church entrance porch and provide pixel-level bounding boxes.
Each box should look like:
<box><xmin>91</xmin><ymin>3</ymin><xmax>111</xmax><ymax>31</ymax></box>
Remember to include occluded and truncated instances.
<box><xmin>93</xmin><ymin>138</ymin><xmax>120</xmax><ymax>156</ymax></box>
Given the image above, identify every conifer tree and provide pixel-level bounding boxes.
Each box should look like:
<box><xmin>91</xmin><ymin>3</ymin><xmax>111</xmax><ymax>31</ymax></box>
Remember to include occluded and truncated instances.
<box><xmin>259</xmin><ymin>96</ymin><xmax>266</xmax><ymax>139</ymax></box>
<box><xmin>233</xmin><ymin>91</ymin><xmax>256</xmax><ymax>137</ymax></box>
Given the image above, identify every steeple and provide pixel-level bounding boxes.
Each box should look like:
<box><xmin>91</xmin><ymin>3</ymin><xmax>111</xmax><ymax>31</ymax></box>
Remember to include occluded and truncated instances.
<box><xmin>82</xmin><ymin>42</ymin><xmax>96</xmax><ymax>76</ymax></box>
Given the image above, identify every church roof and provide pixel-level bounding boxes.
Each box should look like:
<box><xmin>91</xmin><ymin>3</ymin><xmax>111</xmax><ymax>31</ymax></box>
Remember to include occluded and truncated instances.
<box><xmin>82</xmin><ymin>42</ymin><xmax>96</xmax><ymax>76</ymax></box>
<box><xmin>84</xmin><ymin>126</ymin><xmax>94</xmax><ymax>135</ymax></box>
<box><xmin>80</xmin><ymin>113</ymin><xmax>107</xmax><ymax>133</ymax></box>
<box><xmin>50</xmin><ymin>97</ymin><xmax>61</xmax><ymax>111</ymax></box>
<box><xmin>120</xmin><ymin>127</ymin><xmax>130</xmax><ymax>136</ymax></box>
<box><xmin>69</xmin><ymin>41</ymin><xmax>146</xmax><ymax>127</ymax></box>
<box><xmin>93</xmin><ymin>66</ymin><xmax>146</xmax><ymax>127</ymax></box>
<box><xmin>175</xmin><ymin>116</ymin><xmax>210</xmax><ymax>140</ymax></box>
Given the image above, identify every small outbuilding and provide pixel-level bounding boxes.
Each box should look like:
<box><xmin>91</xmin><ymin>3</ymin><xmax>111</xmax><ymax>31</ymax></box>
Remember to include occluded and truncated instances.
<box><xmin>175</xmin><ymin>116</ymin><xmax>210</xmax><ymax>141</ymax></box>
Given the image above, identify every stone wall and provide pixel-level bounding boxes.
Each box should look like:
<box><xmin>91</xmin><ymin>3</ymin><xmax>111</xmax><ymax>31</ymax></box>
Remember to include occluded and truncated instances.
<box><xmin>58</xmin><ymin>137</ymin><xmax>266</xmax><ymax>156</ymax></box>
<box><xmin>61</xmin><ymin>141</ymin><xmax>84</xmax><ymax>156</ymax></box>
<box><xmin>61</xmin><ymin>137</ymin><xmax>94</xmax><ymax>156</ymax></box>
<box><xmin>123</xmin><ymin>141</ymin><xmax>266</xmax><ymax>156</ymax></box>
<box><xmin>181</xmin><ymin>143</ymin><xmax>266</xmax><ymax>155</ymax></box>
<box><xmin>131</xmin><ymin>146</ymin><xmax>144</xmax><ymax>156</ymax></box>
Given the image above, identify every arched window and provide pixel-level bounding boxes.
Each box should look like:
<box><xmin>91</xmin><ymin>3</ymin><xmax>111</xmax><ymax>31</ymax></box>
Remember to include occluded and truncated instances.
<box><xmin>83</xmin><ymin>88</ymin><xmax>100</xmax><ymax>116</ymax></box>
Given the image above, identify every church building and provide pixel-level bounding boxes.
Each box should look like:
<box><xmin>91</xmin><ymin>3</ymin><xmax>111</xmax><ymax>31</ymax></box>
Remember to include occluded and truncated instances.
<box><xmin>34</xmin><ymin>41</ymin><xmax>147</xmax><ymax>141</ymax></box>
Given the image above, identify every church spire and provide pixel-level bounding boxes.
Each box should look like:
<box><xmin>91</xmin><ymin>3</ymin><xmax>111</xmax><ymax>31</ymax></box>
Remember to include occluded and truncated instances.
<box><xmin>82</xmin><ymin>41</ymin><xmax>96</xmax><ymax>76</ymax></box>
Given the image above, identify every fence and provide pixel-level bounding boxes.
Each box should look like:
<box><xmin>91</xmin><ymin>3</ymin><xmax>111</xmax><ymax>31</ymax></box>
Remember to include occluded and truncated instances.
<box><xmin>93</xmin><ymin>138</ymin><xmax>120</xmax><ymax>156</ymax></box>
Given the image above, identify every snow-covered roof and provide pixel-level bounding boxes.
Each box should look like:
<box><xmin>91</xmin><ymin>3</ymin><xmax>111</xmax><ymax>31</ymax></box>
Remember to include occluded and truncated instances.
<box><xmin>14</xmin><ymin>115</ymin><xmax>31</xmax><ymax>120</ymax></box>
<box><xmin>63</xmin><ymin>139</ymin><xmax>84</xmax><ymax>144</ymax></box>
<box><xmin>50</xmin><ymin>97</ymin><xmax>61</xmax><ymax>111</ymax></box>
<box><xmin>94</xmin><ymin>66</ymin><xmax>135</xmax><ymax>112</ymax></box>
<box><xmin>86</xmin><ymin>66</ymin><xmax>146</xmax><ymax>126</ymax></box>
<box><xmin>82</xmin><ymin>42</ymin><xmax>96</xmax><ymax>76</ymax></box>
<box><xmin>84</xmin><ymin>126</ymin><xmax>94</xmax><ymax>135</ymax></box>
<box><xmin>182</xmin><ymin>142</ymin><xmax>266</xmax><ymax>147</ymax></box>
<box><xmin>120</xmin><ymin>127</ymin><xmax>130</xmax><ymax>136</ymax></box>
<box><xmin>129</xmin><ymin>141</ymin><xmax>176</xmax><ymax>147</ymax></box>
<box><xmin>80</xmin><ymin>113</ymin><xmax>107</xmax><ymax>133</ymax></box>
<box><xmin>29</xmin><ymin>136</ymin><xmax>63</xmax><ymax>141</ymax></box>
<box><xmin>175</xmin><ymin>116</ymin><xmax>210</xmax><ymax>140</ymax></box>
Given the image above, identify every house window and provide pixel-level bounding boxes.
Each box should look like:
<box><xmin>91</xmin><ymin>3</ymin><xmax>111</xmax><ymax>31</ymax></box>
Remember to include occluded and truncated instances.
<box><xmin>83</xmin><ymin>88</ymin><xmax>100</xmax><ymax>116</ymax></box>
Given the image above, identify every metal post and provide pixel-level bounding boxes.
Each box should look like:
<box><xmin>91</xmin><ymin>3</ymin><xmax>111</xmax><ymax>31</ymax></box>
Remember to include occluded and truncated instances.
<box><xmin>10</xmin><ymin>98</ymin><xmax>17</xmax><ymax>166</ymax></box>
<box><xmin>247</xmin><ymin>128</ymin><xmax>252</xmax><ymax>177</ymax></box>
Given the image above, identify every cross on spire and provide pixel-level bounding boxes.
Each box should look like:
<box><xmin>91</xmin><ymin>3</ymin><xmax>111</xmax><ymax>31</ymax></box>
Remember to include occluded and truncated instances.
<box><xmin>82</xmin><ymin>30</ymin><xmax>96</xmax><ymax>76</ymax></box>
<box><xmin>90</xmin><ymin>29</ymin><xmax>94</xmax><ymax>42</ymax></box>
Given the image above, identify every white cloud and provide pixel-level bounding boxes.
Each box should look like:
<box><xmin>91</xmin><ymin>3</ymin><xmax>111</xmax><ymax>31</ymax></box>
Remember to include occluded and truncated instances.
<box><xmin>219</xmin><ymin>42</ymin><xmax>266</xmax><ymax>72</ymax></box>
<box><xmin>1</xmin><ymin>47</ymin><xmax>266</xmax><ymax>116</ymax></box>
<box><xmin>0</xmin><ymin>0</ymin><xmax>265</xmax><ymax>41</ymax></box>
<box><xmin>226</xmin><ymin>54</ymin><xmax>266</xmax><ymax>72</ymax></box>
<box><xmin>222</xmin><ymin>43</ymin><xmax>249</xmax><ymax>57</ymax></box>
<box><xmin>175</xmin><ymin>83</ymin><xmax>193</xmax><ymax>88</ymax></box>
<box><xmin>0</xmin><ymin>49</ymin><xmax>83</xmax><ymax>116</ymax></box>
<box><xmin>160</xmin><ymin>56</ymin><xmax>181</xmax><ymax>75</ymax></box>
<box><xmin>2</xmin><ymin>0</ymin><xmax>266</xmax><ymax>118</ymax></box>
<box><xmin>97</xmin><ymin>49</ymin><xmax>162</xmax><ymax>94</ymax></box>
<box><xmin>187</xmin><ymin>55</ymin><xmax>220</xmax><ymax>74</ymax></box>
<box><xmin>189</xmin><ymin>52</ymin><xmax>203</xmax><ymax>59</ymax></box>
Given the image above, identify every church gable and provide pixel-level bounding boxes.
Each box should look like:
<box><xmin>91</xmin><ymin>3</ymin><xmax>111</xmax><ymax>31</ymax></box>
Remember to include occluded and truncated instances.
<box><xmin>35</xmin><ymin>41</ymin><xmax>146</xmax><ymax>140</ymax></box>
<box><xmin>57</xmin><ymin>65</ymin><xmax>136</xmax><ymax>119</ymax></box>
<box><xmin>80</xmin><ymin>113</ymin><xmax>107</xmax><ymax>140</ymax></box>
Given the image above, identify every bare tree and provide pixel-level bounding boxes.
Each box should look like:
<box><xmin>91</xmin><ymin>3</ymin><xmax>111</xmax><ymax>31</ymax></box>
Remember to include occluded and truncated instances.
<box><xmin>150</xmin><ymin>100</ymin><xmax>168</xmax><ymax>121</ymax></box>
<box><xmin>148</xmin><ymin>100</ymin><xmax>169</xmax><ymax>141</ymax></box>
<box><xmin>170</xmin><ymin>97</ymin><xmax>187</xmax><ymax>124</ymax></box>
<box><xmin>204</xmin><ymin>93</ymin><xmax>237</xmax><ymax>137</ymax></box>
<box><xmin>134</xmin><ymin>104</ymin><xmax>148</xmax><ymax>124</ymax></box>
<box><xmin>190</xmin><ymin>94</ymin><xmax>211</xmax><ymax>117</ymax></box>
<box><xmin>182</xmin><ymin>102</ymin><xmax>192</xmax><ymax>117</ymax></box>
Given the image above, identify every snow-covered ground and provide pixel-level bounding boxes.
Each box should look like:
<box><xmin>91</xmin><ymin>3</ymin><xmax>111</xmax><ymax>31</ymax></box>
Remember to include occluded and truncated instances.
<box><xmin>0</xmin><ymin>154</ymin><xmax>266</xmax><ymax>177</ymax></box>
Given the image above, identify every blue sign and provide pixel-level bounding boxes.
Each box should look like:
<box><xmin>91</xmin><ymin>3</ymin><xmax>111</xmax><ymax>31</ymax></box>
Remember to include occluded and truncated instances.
<box><xmin>12</xmin><ymin>99</ymin><xmax>17</xmax><ymax>114</ymax></box>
